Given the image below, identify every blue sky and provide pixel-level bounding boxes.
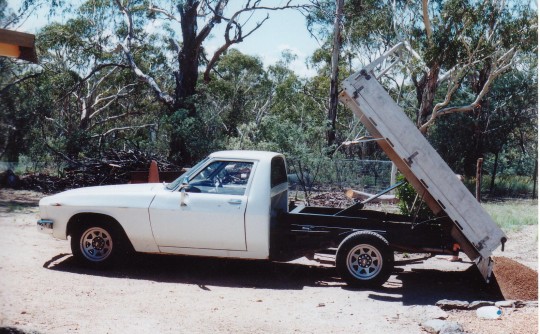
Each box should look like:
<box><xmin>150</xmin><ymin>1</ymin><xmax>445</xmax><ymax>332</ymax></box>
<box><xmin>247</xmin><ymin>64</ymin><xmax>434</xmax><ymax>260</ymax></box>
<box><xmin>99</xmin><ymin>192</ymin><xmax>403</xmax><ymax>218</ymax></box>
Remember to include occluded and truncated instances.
<box><xmin>7</xmin><ymin>0</ymin><xmax>322</xmax><ymax>77</ymax></box>
<box><xmin>207</xmin><ymin>4</ymin><xmax>322</xmax><ymax>77</ymax></box>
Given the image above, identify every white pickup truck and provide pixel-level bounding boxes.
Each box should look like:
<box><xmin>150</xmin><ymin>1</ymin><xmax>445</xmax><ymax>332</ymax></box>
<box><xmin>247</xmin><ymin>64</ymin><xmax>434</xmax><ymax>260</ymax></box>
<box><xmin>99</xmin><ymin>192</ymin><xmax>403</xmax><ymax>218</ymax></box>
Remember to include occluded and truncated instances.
<box><xmin>39</xmin><ymin>150</ymin><xmax>470</xmax><ymax>287</ymax></box>
<box><xmin>38</xmin><ymin>46</ymin><xmax>506</xmax><ymax>286</ymax></box>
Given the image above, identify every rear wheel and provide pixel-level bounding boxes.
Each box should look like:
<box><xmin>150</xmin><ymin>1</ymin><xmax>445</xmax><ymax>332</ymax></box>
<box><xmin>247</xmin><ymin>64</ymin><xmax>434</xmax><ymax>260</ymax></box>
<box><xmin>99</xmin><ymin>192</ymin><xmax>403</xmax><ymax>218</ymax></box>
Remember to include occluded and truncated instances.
<box><xmin>71</xmin><ymin>222</ymin><xmax>127</xmax><ymax>268</ymax></box>
<box><xmin>336</xmin><ymin>231</ymin><xmax>394</xmax><ymax>287</ymax></box>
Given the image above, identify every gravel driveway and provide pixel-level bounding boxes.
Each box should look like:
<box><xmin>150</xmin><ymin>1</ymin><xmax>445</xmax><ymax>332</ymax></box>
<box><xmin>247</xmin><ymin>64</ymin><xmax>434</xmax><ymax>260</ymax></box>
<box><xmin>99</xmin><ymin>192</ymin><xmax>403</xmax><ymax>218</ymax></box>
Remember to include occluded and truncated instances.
<box><xmin>0</xmin><ymin>191</ymin><xmax>537</xmax><ymax>333</ymax></box>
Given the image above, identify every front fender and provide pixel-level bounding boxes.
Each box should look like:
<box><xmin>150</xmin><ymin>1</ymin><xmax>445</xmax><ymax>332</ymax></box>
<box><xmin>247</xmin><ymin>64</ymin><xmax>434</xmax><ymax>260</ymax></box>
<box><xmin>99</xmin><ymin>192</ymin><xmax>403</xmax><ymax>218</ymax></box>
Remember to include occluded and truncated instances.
<box><xmin>39</xmin><ymin>190</ymin><xmax>160</xmax><ymax>253</ymax></box>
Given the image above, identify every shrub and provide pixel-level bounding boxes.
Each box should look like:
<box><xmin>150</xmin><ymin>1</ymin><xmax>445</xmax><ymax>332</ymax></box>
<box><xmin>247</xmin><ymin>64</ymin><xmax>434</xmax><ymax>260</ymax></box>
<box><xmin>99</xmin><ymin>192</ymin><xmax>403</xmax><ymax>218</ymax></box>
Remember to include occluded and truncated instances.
<box><xmin>395</xmin><ymin>175</ymin><xmax>434</xmax><ymax>220</ymax></box>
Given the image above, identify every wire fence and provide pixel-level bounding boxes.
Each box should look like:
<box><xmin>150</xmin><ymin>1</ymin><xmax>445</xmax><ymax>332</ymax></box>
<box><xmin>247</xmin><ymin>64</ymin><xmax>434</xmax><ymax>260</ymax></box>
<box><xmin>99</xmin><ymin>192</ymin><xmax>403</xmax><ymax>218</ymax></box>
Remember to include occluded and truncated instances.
<box><xmin>2</xmin><ymin>158</ymin><xmax>396</xmax><ymax>196</ymax></box>
<box><xmin>287</xmin><ymin>158</ymin><xmax>395</xmax><ymax>194</ymax></box>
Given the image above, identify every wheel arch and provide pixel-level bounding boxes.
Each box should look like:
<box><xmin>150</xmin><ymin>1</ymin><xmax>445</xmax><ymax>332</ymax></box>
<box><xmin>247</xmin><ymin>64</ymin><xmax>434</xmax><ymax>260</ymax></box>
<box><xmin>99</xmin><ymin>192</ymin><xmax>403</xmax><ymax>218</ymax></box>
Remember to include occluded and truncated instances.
<box><xmin>336</xmin><ymin>229</ymin><xmax>389</xmax><ymax>246</ymax></box>
<box><xmin>66</xmin><ymin>213</ymin><xmax>134</xmax><ymax>252</ymax></box>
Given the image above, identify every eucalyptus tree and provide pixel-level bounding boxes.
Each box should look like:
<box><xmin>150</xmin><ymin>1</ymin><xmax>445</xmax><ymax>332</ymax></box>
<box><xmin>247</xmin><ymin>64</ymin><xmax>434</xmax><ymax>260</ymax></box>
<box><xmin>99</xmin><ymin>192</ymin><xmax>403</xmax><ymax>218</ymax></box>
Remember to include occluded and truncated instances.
<box><xmin>108</xmin><ymin>0</ymin><xmax>311</xmax><ymax>163</ymax></box>
<box><xmin>430</xmin><ymin>64</ymin><xmax>537</xmax><ymax>189</ymax></box>
<box><xmin>36</xmin><ymin>13</ymin><xmax>162</xmax><ymax>159</ymax></box>
<box><xmin>215</xmin><ymin>49</ymin><xmax>326</xmax><ymax>160</ymax></box>
<box><xmin>203</xmin><ymin>49</ymin><xmax>269</xmax><ymax>137</ymax></box>
<box><xmin>411</xmin><ymin>0</ymin><xmax>537</xmax><ymax>176</ymax></box>
<box><xmin>307</xmin><ymin>0</ymin><xmax>537</xmax><ymax>176</ymax></box>
<box><xmin>0</xmin><ymin>57</ymin><xmax>44</xmax><ymax>161</ymax></box>
<box><xmin>11</xmin><ymin>0</ymin><xmax>313</xmax><ymax>164</ymax></box>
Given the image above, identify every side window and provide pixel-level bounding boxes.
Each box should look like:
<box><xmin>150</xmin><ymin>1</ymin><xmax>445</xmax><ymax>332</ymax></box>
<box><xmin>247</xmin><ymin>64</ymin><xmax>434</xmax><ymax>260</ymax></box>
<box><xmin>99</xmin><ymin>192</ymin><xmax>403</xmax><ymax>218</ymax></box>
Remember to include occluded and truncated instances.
<box><xmin>188</xmin><ymin>161</ymin><xmax>253</xmax><ymax>195</ymax></box>
<box><xmin>271</xmin><ymin>157</ymin><xmax>287</xmax><ymax>188</ymax></box>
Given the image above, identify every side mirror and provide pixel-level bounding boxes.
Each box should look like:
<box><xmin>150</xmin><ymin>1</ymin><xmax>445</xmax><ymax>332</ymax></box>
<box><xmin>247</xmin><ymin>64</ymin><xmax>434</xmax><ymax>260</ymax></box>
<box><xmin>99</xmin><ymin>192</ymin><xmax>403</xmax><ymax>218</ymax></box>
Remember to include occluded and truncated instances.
<box><xmin>180</xmin><ymin>178</ymin><xmax>189</xmax><ymax>206</ymax></box>
<box><xmin>180</xmin><ymin>177</ymin><xmax>189</xmax><ymax>188</ymax></box>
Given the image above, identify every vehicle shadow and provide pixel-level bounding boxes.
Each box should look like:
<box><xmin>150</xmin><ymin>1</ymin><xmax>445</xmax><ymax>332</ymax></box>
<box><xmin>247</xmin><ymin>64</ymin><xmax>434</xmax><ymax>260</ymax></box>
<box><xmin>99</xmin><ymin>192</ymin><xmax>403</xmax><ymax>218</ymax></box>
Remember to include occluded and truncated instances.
<box><xmin>44</xmin><ymin>253</ymin><xmax>504</xmax><ymax>303</ymax></box>
<box><xmin>367</xmin><ymin>266</ymin><xmax>504</xmax><ymax>305</ymax></box>
<box><xmin>44</xmin><ymin>253</ymin><xmax>341</xmax><ymax>290</ymax></box>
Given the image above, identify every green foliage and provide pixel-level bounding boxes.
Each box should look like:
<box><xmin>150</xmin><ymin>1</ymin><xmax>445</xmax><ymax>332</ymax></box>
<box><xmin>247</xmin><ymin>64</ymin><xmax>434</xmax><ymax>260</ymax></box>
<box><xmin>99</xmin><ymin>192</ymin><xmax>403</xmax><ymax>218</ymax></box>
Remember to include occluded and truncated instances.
<box><xmin>0</xmin><ymin>61</ymin><xmax>47</xmax><ymax>161</ymax></box>
<box><xmin>164</xmin><ymin>108</ymin><xmax>218</xmax><ymax>164</ymax></box>
<box><xmin>429</xmin><ymin>67</ymin><xmax>537</xmax><ymax>179</ymax></box>
<box><xmin>204</xmin><ymin>49</ymin><xmax>270</xmax><ymax>138</ymax></box>
<box><xmin>395</xmin><ymin>175</ymin><xmax>434</xmax><ymax>220</ymax></box>
<box><xmin>463</xmin><ymin>175</ymin><xmax>536</xmax><ymax>199</ymax></box>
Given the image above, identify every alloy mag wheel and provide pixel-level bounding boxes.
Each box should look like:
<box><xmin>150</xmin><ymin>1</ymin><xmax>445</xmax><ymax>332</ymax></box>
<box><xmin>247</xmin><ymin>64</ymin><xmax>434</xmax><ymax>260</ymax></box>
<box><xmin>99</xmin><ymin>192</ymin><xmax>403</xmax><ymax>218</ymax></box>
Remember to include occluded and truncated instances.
<box><xmin>80</xmin><ymin>227</ymin><xmax>114</xmax><ymax>262</ymax></box>
<box><xmin>346</xmin><ymin>243</ymin><xmax>383</xmax><ymax>280</ymax></box>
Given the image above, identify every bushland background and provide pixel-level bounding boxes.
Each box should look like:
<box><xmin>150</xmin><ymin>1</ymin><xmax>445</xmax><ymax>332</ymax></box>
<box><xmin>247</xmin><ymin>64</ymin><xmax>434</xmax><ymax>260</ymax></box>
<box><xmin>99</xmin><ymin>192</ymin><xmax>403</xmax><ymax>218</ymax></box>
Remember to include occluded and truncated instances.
<box><xmin>0</xmin><ymin>0</ymin><xmax>536</xmax><ymax>203</ymax></box>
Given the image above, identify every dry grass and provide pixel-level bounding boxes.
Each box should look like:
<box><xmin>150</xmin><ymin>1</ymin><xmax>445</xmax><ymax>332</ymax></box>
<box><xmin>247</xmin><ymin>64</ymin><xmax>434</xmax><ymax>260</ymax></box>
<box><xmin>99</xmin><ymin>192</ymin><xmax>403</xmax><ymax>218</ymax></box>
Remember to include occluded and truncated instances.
<box><xmin>482</xmin><ymin>199</ymin><xmax>538</xmax><ymax>232</ymax></box>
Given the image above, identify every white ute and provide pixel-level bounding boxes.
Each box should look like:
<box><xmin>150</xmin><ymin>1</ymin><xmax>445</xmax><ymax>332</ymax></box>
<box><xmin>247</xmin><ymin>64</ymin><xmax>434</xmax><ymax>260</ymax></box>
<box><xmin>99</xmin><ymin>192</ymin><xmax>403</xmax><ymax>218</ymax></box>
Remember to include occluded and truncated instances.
<box><xmin>38</xmin><ymin>46</ymin><xmax>506</xmax><ymax>286</ymax></box>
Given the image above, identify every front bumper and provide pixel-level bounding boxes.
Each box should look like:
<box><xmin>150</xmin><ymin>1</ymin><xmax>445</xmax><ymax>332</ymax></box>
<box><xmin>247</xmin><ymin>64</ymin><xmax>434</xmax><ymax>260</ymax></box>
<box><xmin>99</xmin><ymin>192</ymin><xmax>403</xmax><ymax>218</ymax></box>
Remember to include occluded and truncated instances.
<box><xmin>37</xmin><ymin>219</ymin><xmax>54</xmax><ymax>234</ymax></box>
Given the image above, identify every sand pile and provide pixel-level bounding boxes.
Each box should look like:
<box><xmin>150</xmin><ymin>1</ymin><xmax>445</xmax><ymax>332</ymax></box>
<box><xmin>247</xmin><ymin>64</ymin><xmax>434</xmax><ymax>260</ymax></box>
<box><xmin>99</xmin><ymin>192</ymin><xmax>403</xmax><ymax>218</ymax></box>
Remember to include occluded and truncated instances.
<box><xmin>492</xmin><ymin>256</ymin><xmax>538</xmax><ymax>301</ymax></box>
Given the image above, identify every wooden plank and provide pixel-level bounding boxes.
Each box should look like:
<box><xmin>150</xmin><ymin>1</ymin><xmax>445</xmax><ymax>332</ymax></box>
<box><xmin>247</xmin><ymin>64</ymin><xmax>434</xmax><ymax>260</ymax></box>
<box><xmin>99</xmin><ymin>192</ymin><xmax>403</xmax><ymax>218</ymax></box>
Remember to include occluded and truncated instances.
<box><xmin>0</xmin><ymin>42</ymin><xmax>20</xmax><ymax>57</ymax></box>
<box><xmin>0</xmin><ymin>29</ymin><xmax>38</xmax><ymax>63</ymax></box>
<box><xmin>0</xmin><ymin>29</ymin><xmax>35</xmax><ymax>47</ymax></box>
<box><xmin>345</xmin><ymin>188</ymin><xmax>397</xmax><ymax>204</ymax></box>
<box><xmin>340</xmin><ymin>71</ymin><xmax>506</xmax><ymax>261</ymax></box>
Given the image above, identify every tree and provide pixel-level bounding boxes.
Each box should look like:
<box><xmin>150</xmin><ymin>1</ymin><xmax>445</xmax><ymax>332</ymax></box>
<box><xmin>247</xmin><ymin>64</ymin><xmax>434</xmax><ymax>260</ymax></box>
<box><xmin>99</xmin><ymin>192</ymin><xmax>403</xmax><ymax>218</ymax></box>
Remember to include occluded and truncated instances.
<box><xmin>307</xmin><ymin>0</ymin><xmax>536</xmax><ymax>176</ymax></box>
<box><xmin>35</xmin><ymin>14</ymin><xmax>163</xmax><ymax>159</ymax></box>
<box><xmin>0</xmin><ymin>57</ymin><xmax>43</xmax><ymax>161</ymax></box>
<box><xmin>112</xmin><ymin>0</ymin><xmax>310</xmax><ymax>163</ymax></box>
<box><xmin>416</xmin><ymin>0</ymin><xmax>537</xmax><ymax>176</ymax></box>
<box><xmin>326</xmin><ymin>0</ymin><xmax>344</xmax><ymax>149</ymax></box>
<box><xmin>204</xmin><ymin>49</ymin><xmax>269</xmax><ymax>137</ymax></box>
<box><xmin>414</xmin><ymin>0</ymin><xmax>536</xmax><ymax>133</ymax></box>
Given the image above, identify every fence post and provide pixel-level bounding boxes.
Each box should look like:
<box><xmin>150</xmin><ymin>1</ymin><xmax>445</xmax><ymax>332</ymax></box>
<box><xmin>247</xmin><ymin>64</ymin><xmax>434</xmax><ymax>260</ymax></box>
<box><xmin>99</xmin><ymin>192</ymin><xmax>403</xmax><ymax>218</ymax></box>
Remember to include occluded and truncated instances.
<box><xmin>533</xmin><ymin>153</ymin><xmax>538</xmax><ymax>199</ymax></box>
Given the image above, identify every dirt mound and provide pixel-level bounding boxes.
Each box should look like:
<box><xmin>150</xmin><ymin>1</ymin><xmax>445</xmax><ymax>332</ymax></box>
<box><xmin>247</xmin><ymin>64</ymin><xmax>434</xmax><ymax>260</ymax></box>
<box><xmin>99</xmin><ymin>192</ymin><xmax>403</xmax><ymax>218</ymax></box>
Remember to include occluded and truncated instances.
<box><xmin>493</xmin><ymin>256</ymin><xmax>538</xmax><ymax>301</ymax></box>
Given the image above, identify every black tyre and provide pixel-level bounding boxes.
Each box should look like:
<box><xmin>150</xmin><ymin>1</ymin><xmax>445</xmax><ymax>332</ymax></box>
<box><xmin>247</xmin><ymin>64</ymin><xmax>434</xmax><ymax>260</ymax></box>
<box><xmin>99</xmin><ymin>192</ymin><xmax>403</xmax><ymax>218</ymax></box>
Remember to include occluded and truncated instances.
<box><xmin>336</xmin><ymin>231</ymin><xmax>394</xmax><ymax>287</ymax></box>
<box><xmin>71</xmin><ymin>222</ymin><xmax>128</xmax><ymax>268</ymax></box>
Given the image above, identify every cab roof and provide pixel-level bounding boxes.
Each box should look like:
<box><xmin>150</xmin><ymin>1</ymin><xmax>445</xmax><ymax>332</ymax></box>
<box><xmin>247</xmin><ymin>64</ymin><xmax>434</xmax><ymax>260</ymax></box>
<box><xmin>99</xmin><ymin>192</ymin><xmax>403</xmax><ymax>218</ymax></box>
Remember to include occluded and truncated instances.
<box><xmin>209</xmin><ymin>150</ymin><xmax>283</xmax><ymax>162</ymax></box>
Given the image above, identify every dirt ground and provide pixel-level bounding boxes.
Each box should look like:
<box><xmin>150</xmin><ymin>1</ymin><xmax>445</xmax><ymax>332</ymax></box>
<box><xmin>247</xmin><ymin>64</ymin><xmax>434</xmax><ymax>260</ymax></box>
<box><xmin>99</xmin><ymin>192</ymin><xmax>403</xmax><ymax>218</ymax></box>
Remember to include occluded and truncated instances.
<box><xmin>0</xmin><ymin>190</ymin><xmax>537</xmax><ymax>334</ymax></box>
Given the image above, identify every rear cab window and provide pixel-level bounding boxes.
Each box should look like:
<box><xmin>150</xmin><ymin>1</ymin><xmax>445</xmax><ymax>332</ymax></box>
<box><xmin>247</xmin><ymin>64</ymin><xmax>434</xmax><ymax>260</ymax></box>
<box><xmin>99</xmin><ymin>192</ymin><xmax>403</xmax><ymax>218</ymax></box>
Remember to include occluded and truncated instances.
<box><xmin>271</xmin><ymin>156</ymin><xmax>287</xmax><ymax>188</ymax></box>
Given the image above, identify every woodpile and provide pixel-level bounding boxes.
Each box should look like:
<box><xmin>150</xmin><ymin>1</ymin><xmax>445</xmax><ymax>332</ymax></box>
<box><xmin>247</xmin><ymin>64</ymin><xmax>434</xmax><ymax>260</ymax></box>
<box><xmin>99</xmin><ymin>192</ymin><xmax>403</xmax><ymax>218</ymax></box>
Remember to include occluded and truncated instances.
<box><xmin>309</xmin><ymin>191</ymin><xmax>355</xmax><ymax>208</ymax></box>
<box><xmin>16</xmin><ymin>150</ymin><xmax>180</xmax><ymax>194</ymax></box>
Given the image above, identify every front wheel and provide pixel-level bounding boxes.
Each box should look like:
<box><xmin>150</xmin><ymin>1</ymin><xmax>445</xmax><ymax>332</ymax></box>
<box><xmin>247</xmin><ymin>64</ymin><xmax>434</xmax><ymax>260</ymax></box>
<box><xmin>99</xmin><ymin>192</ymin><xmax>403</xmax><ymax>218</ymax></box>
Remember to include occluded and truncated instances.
<box><xmin>71</xmin><ymin>223</ymin><xmax>124</xmax><ymax>268</ymax></box>
<box><xmin>336</xmin><ymin>231</ymin><xmax>394</xmax><ymax>287</ymax></box>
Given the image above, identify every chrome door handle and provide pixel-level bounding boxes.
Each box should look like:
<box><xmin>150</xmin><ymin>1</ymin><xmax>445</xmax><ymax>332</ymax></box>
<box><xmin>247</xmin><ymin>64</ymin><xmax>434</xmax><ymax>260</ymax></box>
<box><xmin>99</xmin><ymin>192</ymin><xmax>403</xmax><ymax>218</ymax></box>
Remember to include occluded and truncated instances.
<box><xmin>228</xmin><ymin>199</ymin><xmax>242</xmax><ymax>205</ymax></box>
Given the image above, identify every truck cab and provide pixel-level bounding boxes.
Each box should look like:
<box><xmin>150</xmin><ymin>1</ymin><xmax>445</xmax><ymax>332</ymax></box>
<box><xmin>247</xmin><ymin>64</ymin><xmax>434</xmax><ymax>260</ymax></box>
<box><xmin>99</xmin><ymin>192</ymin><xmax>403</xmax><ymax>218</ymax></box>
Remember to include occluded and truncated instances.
<box><xmin>148</xmin><ymin>150</ymin><xmax>289</xmax><ymax>260</ymax></box>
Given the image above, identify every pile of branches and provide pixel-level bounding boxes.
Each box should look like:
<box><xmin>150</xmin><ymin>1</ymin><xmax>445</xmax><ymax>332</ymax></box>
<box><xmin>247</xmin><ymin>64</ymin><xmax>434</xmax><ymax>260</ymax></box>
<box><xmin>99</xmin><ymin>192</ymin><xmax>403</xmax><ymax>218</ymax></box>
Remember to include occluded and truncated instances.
<box><xmin>18</xmin><ymin>150</ymin><xmax>181</xmax><ymax>194</ymax></box>
<box><xmin>308</xmin><ymin>191</ymin><xmax>354</xmax><ymax>208</ymax></box>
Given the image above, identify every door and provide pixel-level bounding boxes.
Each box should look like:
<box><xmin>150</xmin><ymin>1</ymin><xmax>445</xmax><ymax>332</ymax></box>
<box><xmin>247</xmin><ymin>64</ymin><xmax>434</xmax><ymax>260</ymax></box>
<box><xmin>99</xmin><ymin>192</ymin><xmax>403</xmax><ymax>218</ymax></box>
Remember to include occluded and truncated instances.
<box><xmin>149</xmin><ymin>160</ymin><xmax>255</xmax><ymax>251</ymax></box>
